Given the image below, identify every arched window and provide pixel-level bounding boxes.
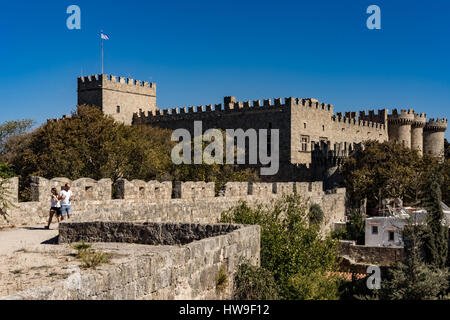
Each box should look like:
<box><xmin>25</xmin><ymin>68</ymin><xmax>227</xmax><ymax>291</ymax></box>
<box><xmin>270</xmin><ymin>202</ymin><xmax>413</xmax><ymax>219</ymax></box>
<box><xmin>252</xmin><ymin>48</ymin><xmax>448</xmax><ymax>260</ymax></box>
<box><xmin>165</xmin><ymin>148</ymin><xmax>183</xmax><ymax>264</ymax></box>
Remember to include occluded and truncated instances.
<box><xmin>116</xmin><ymin>106</ymin><xmax>121</xmax><ymax>113</ymax></box>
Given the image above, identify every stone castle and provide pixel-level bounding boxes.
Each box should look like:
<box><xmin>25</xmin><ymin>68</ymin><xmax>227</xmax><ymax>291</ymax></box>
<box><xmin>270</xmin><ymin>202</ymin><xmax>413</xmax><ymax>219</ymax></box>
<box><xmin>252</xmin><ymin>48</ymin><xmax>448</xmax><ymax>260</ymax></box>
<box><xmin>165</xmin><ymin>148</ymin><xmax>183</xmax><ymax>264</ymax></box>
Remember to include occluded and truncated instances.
<box><xmin>78</xmin><ymin>74</ymin><xmax>448</xmax><ymax>171</ymax></box>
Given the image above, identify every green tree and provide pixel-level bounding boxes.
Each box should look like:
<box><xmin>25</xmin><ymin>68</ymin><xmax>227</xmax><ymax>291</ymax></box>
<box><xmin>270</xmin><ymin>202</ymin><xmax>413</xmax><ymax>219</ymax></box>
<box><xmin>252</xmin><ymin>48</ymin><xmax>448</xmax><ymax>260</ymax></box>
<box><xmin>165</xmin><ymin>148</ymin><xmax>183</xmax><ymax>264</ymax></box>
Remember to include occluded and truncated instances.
<box><xmin>1</xmin><ymin>106</ymin><xmax>258</xmax><ymax>195</ymax></box>
<box><xmin>442</xmin><ymin>160</ymin><xmax>450</xmax><ymax>205</ymax></box>
<box><xmin>221</xmin><ymin>194</ymin><xmax>341</xmax><ymax>300</ymax></box>
<box><xmin>0</xmin><ymin>119</ymin><xmax>34</xmax><ymax>154</ymax></box>
<box><xmin>341</xmin><ymin>140</ymin><xmax>441</xmax><ymax>209</ymax></box>
<box><xmin>332</xmin><ymin>209</ymin><xmax>365</xmax><ymax>245</ymax></box>
<box><xmin>380</xmin><ymin>226</ymin><xmax>449</xmax><ymax>300</ymax></box>
<box><xmin>166</xmin><ymin>127</ymin><xmax>259</xmax><ymax>193</ymax></box>
<box><xmin>418</xmin><ymin>170</ymin><xmax>448</xmax><ymax>268</ymax></box>
<box><xmin>2</xmin><ymin>106</ymin><xmax>174</xmax><ymax>182</ymax></box>
<box><xmin>445</xmin><ymin>139</ymin><xmax>449</xmax><ymax>160</ymax></box>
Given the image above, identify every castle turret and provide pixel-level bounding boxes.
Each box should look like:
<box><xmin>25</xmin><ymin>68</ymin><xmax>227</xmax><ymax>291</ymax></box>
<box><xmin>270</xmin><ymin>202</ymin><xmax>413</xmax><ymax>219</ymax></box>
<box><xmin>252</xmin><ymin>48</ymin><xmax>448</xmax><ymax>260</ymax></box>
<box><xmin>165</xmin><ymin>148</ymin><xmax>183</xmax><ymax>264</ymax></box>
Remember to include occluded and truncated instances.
<box><xmin>77</xmin><ymin>74</ymin><xmax>157</xmax><ymax>125</ymax></box>
<box><xmin>423</xmin><ymin>118</ymin><xmax>447</xmax><ymax>158</ymax></box>
<box><xmin>388</xmin><ymin>109</ymin><xmax>415</xmax><ymax>148</ymax></box>
<box><xmin>411</xmin><ymin>113</ymin><xmax>427</xmax><ymax>155</ymax></box>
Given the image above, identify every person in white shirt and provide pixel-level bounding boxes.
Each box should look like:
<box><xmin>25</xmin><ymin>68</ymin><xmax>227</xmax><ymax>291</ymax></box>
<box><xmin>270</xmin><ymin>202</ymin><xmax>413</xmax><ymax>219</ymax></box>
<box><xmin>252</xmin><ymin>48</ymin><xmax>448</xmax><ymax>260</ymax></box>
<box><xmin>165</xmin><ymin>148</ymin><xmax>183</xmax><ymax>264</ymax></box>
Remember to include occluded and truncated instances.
<box><xmin>59</xmin><ymin>183</ymin><xmax>74</xmax><ymax>220</ymax></box>
<box><xmin>45</xmin><ymin>188</ymin><xmax>61</xmax><ymax>229</ymax></box>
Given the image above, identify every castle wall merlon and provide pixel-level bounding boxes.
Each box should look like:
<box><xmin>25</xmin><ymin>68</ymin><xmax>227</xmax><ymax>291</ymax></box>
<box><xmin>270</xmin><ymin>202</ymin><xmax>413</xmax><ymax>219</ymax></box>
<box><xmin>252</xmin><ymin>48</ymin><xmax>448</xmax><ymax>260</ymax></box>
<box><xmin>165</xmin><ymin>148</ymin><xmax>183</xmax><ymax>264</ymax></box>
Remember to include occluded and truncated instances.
<box><xmin>424</xmin><ymin>118</ymin><xmax>448</xmax><ymax>132</ymax></box>
<box><xmin>78</xmin><ymin>74</ymin><xmax>156</xmax><ymax>92</ymax></box>
<box><xmin>253</xmin><ymin>100</ymin><xmax>262</xmax><ymax>107</ymax></box>
<box><xmin>358</xmin><ymin>109</ymin><xmax>388</xmax><ymax>125</ymax></box>
<box><xmin>331</xmin><ymin>115</ymin><xmax>386</xmax><ymax>130</ymax></box>
<box><xmin>412</xmin><ymin>113</ymin><xmax>427</xmax><ymax>128</ymax></box>
<box><xmin>292</xmin><ymin>98</ymin><xmax>333</xmax><ymax>112</ymax></box>
<box><xmin>388</xmin><ymin>109</ymin><xmax>415</xmax><ymax>125</ymax></box>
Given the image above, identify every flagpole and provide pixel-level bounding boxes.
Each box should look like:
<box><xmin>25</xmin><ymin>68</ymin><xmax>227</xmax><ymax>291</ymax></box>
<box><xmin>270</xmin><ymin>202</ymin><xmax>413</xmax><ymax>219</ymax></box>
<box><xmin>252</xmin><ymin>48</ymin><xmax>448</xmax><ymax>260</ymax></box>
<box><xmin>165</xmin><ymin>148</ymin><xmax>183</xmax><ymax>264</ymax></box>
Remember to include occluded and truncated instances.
<box><xmin>101</xmin><ymin>30</ymin><xmax>104</xmax><ymax>74</ymax></box>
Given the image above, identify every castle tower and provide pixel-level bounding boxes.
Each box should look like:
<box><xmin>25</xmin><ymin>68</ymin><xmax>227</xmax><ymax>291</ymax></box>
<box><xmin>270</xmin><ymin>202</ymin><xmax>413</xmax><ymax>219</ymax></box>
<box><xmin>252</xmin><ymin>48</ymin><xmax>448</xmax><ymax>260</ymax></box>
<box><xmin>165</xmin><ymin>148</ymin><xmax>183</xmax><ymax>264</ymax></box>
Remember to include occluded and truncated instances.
<box><xmin>77</xmin><ymin>74</ymin><xmax>157</xmax><ymax>125</ymax></box>
<box><xmin>387</xmin><ymin>109</ymin><xmax>415</xmax><ymax>148</ymax></box>
<box><xmin>423</xmin><ymin>118</ymin><xmax>448</xmax><ymax>158</ymax></box>
<box><xmin>411</xmin><ymin>113</ymin><xmax>427</xmax><ymax>155</ymax></box>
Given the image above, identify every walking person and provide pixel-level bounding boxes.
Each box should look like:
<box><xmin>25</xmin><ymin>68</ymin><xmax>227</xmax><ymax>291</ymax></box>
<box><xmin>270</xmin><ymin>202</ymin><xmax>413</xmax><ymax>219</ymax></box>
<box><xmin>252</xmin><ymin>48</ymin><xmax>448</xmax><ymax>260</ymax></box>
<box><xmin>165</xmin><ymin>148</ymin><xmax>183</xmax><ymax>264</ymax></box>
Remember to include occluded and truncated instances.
<box><xmin>59</xmin><ymin>183</ymin><xmax>74</xmax><ymax>221</ymax></box>
<box><xmin>45</xmin><ymin>188</ymin><xmax>61</xmax><ymax>229</ymax></box>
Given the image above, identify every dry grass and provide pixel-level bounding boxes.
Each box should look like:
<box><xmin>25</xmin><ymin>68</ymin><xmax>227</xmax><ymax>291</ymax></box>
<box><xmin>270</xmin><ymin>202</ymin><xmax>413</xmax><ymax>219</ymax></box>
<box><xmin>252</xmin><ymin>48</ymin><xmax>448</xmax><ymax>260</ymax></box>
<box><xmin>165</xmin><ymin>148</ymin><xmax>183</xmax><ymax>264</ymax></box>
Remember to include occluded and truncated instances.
<box><xmin>216</xmin><ymin>266</ymin><xmax>228</xmax><ymax>292</ymax></box>
<box><xmin>78</xmin><ymin>249</ymin><xmax>111</xmax><ymax>269</ymax></box>
<box><xmin>71</xmin><ymin>241</ymin><xmax>111</xmax><ymax>269</ymax></box>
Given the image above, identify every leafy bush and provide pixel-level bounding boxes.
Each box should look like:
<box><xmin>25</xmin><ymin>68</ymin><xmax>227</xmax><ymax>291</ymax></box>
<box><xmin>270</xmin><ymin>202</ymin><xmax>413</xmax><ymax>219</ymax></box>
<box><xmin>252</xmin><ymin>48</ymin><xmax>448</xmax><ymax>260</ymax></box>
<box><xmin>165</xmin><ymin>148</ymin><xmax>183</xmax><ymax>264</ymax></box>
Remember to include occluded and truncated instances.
<box><xmin>222</xmin><ymin>194</ymin><xmax>341</xmax><ymax>300</ymax></box>
<box><xmin>285</xmin><ymin>270</ymin><xmax>341</xmax><ymax>300</ymax></box>
<box><xmin>331</xmin><ymin>210</ymin><xmax>365</xmax><ymax>245</ymax></box>
<box><xmin>233</xmin><ymin>263</ymin><xmax>279</xmax><ymax>300</ymax></box>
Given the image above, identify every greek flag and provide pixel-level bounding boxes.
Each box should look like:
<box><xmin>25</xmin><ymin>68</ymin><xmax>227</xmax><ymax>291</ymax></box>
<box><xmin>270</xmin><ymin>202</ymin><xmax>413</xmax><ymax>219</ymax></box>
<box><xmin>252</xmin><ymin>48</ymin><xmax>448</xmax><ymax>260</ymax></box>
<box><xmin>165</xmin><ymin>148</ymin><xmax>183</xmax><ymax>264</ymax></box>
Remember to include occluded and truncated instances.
<box><xmin>101</xmin><ymin>33</ymin><xmax>109</xmax><ymax>40</ymax></box>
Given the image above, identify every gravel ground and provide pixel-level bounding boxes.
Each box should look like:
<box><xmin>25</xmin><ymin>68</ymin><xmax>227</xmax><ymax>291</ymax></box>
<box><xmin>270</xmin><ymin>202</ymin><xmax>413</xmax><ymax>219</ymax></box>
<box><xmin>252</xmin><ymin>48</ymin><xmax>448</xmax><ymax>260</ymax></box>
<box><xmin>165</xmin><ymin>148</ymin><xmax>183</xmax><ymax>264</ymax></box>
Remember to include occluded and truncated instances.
<box><xmin>0</xmin><ymin>226</ymin><xmax>173</xmax><ymax>297</ymax></box>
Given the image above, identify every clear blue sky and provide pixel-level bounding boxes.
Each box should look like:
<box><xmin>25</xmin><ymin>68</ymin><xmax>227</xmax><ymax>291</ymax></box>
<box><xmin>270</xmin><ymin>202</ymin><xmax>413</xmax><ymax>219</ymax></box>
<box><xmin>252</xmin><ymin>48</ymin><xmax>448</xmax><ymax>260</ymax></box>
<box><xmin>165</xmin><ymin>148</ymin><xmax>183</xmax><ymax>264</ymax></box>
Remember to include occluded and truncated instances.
<box><xmin>0</xmin><ymin>0</ymin><xmax>449</xmax><ymax>138</ymax></box>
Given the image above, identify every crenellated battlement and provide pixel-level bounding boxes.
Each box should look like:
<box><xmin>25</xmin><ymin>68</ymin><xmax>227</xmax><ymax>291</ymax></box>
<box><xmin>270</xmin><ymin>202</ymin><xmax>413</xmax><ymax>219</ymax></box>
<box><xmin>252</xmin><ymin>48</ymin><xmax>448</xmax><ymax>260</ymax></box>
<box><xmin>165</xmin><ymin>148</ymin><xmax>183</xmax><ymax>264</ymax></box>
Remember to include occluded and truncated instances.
<box><xmin>133</xmin><ymin>96</ymin><xmax>335</xmax><ymax>125</ymax></box>
<box><xmin>47</xmin><ymin>114</ymin><xmax>72</xmax><ymax>123</ymax></box>
<box><xmin>331</xmin><ymin>112</ymin><xmax>386</xmax><ymax>130</ymax></box>
<box><xmin>358</xmin><ymin>109</ymin><xmax>389</xmax><ymax>124</ymax></box>
<box><xmin>424</xmin><ymin>118</ymin><xmax>448</xmax><ymax>132</ymax></box>
<box><xmin>2</xmin><ymin>176</ymin><xmax>346</xmax><ymax>235</ymax></box>
<box><xmin>412</xmin><ymin>112</ymin><xmax>427</xmax><ymax>128</ymax></box>
<box><xmin>5</xmin><ymin>176</ymin><xmax>340</xmax><ymax>205</ymax></box>
<box><xmin>388</xmin><ymin>109</ymin><xmax>416</xmax><ymax>125</ymax></box>
<box><xmin>77</xmin><ymin>74</ymin><xmax>158</xmax><ymax>125</ymax></box>
<box><xmin>78</xmin><ymin>74</ymin><xmax>155</xmax><ymax>90</ymax></box>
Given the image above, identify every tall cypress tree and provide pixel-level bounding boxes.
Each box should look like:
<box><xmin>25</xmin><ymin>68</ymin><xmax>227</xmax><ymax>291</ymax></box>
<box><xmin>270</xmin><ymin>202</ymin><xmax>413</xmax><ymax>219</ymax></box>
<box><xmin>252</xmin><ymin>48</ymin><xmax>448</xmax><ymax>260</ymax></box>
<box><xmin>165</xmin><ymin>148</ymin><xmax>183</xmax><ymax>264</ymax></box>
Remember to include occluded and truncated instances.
<box><xmin>420</xmin><ymin>169</ymin><xmax>448</xmax><ymax>268</ymax></box>
<box><xmin>381</xmin><ymin>225</ymin><xmax>449</xmax><ymax>300</ymax></box>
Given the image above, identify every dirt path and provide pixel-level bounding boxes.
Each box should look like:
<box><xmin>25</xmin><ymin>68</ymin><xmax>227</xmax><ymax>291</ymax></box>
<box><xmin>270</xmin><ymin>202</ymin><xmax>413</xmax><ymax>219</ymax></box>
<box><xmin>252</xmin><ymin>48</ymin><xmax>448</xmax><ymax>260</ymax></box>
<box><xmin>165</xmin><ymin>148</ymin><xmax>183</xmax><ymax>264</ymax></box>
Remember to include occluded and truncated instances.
<box><xmin>0</xmin><ymin>226</ymin><xmax>159</xmax><ymax>298</ymax></box>
<box><xmin>0</xmin><ymin>227</ymin><xmax>58</xmax><ymax>255</ymax></box>
<box><xmin>0</xmin><ymin>226</ymin><xmax>66</xmax><ymax>297</ymax></box>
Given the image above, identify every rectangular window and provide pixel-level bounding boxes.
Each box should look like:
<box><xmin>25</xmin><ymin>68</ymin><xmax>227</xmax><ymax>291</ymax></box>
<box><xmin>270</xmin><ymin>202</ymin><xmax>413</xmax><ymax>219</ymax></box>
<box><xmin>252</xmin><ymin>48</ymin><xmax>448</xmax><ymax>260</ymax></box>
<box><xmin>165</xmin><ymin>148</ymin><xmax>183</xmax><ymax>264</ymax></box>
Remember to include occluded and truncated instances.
<box><xmin>389</xmin><ymin>231</ymin><xmax>395</xmax><ymax>241</ymax></box>
<box><xmin>301</xmin><ymin>135</ymin><xmax>309</xmax><ymax>152</ymax></box>
<box><xmin>372</xmin><ymin>226</ymin><xmax>378</xmax><ymax>235</ymax></box>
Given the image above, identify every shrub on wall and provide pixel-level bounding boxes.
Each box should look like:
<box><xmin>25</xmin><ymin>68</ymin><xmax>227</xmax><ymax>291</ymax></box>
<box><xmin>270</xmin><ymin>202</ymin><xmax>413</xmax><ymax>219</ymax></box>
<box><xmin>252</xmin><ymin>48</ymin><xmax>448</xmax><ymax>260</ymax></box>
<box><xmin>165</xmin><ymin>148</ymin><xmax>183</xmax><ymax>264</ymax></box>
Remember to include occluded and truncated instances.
<box><xmin>222</xmin><ymin>194</ymin><xmax>341</xmax><ymax>300</ymax></box>
<box><xmin>233</xmin><ymin>263</ymin><xmax>279</xmax><ymax>300</ymax></box>
<box><xmin>309</xmin><ymin>204</ymin><xmax>324</xmax><ymax>226</ymax></box>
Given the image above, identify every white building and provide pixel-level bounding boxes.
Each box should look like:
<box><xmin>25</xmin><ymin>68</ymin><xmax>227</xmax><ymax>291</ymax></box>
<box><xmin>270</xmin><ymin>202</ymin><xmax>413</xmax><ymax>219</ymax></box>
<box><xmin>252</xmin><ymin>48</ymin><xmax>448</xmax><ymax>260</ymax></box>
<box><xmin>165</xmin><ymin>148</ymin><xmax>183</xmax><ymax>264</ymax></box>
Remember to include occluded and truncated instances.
<box><xmin>364</xmin><ymin>203</ymin><xmax>450</xmax><ymax>247</ymax></box>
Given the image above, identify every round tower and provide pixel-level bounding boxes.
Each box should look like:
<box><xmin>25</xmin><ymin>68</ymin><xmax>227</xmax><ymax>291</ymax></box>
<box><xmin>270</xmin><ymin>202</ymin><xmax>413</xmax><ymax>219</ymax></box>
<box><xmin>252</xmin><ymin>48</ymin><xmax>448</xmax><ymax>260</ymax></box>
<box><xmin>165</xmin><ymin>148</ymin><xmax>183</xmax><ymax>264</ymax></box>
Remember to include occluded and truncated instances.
<box><xmin>411</xmin><ymin>113</ymin><xmax>427</xmax><ymax>155</ymax></box>
<box><xmin>388</xmin><ymin>109</ymin><xmax>415</xmax><ymax>148</ymax></box>
<box><xmin>423</xmin><ymin>118</ymin><xmax>448</xmax><ymax>158</ymax></box>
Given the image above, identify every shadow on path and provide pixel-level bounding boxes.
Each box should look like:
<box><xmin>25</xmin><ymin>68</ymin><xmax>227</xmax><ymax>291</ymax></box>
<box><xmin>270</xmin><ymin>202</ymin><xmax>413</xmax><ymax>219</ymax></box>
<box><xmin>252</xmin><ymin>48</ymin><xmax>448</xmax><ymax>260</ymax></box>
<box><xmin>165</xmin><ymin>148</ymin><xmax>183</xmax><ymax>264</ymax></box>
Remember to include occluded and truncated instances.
<box><xmin>41</xmin><ymin>236</ymin><xmax>59</xmax><ymax>245</ymax></box>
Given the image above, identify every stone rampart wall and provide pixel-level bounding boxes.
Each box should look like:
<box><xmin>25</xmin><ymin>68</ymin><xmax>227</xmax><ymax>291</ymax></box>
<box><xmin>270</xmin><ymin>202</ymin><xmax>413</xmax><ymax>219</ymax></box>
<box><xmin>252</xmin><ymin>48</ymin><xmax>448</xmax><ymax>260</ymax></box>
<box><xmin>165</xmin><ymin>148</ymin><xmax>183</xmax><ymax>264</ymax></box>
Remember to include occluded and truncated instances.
<box><xmin>3</xmin><ymin>223</ymin><xmax>260</xmax><ymax>300</ymax></box>
<box><xmin>338</xmin><ymin>241</ymin><xmax>404</xmax><ymax>266</ymax></box>
<box><xmin>1</xmin><ymin>177</ymin><xmax>346</xmax><ymax>234</ymax></box>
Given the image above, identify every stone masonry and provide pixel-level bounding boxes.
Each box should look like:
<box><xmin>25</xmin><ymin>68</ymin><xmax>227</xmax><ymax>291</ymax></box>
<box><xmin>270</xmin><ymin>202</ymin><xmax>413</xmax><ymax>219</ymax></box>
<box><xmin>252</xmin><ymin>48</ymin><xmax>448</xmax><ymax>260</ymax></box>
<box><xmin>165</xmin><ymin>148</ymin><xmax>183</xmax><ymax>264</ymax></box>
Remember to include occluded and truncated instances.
<box><xmin>3</xmin><ymin>222</ymin><xmax>260</xmax><ymax>300</ymax></box>
<box><xmin>75</xmin><ymin>75</ymin><xmax>447</xmax><ymax>162</ymax></box>
<box><xmin>1</xmin><ymin>177</ymin><xmax>346</xmax><ymax>234</ymax></box>
<box><xmin>77</xmin><ymin>74</ymin><xmax>157</xmax><ymax>125</ymax></box>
